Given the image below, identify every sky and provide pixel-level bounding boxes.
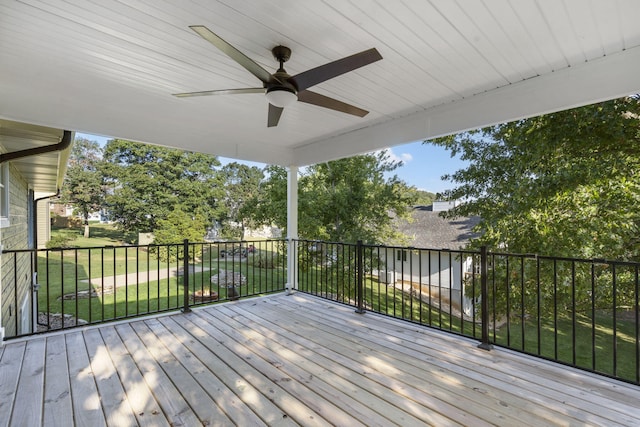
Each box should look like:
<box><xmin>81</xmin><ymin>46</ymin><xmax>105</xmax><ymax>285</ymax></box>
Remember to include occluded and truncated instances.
<box><xmin>76</xmin><ymin>133</ymin><xmax>467</xmax><ymax>194</ymax></box>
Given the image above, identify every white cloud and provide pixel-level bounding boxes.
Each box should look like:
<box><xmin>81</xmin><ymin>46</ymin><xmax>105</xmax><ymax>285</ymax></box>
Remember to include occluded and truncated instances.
<box><xmin>377</xmin><ymin>148</ymin><xmax>413</xmax><ymax>164</ymax></box>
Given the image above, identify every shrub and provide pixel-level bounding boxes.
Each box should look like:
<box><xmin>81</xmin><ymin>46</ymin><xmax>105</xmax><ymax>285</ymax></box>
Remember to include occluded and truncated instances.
<box><xmin>45</xmin><ymin>234</ymin><xmax>74</xmax><ymax>249</ymax></box>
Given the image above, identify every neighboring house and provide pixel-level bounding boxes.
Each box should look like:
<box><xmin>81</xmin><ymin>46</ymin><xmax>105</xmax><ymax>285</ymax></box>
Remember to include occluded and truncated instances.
<box><xmin>50</xmin><ymin>202</ymin><xmax>74</xmax><ymax>217</ymax></box>
<box><xmin>381</xmin><ymin>203</ymin><xmax>480</xmax><ymax>316</ymax></box>
<box><xmin>0</xmin><ymin>120</ymin><xmax>72</xmax><ymax>340</ymax></box>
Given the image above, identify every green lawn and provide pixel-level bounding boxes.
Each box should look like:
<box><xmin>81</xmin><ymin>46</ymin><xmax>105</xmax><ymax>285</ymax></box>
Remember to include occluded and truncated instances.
<box><xmin>50</xmin><ymin>223</ymin><xmax>132</xmax><ymax>247</ymax></box>
<box><xmin>37</xmin><ymin>231</ymin><xmax>287</xmax><ymax>328</ymax></box>
<box><xmin>298</xmin><ymin>268</ymin><xmax>639</xmax><ymax>384</ymax></box>
<box><xmin>491</xmin><ymin>311</ymin><xmax>638</xmax><ymax>382</ymax></box>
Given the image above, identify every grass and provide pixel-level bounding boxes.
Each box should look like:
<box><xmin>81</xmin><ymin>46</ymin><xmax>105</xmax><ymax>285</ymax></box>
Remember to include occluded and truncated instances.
<box><xmin>50</xmin><ymin>223</ymin><xmax>131</xmax><ymax>247</ymax></box>
<box><xmin>491</xmin><ymin>311</ymin><xmax>638</xmax><ymax>382</ymax></box>
<box><xmin>37</xmin><ymin>229</ymin><xmax>287</xmax><ymax>330</ymax></box>
<box><xmin>298</xmin><ymin>267</ymin><xmax>639</xmax><ymax>384</ymax></box>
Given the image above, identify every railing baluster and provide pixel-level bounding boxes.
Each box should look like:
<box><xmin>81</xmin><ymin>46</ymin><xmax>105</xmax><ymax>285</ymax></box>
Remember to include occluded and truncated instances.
<box><xmin>355</xmin><ymin>240</ymin><xmax>364</xmax><ymax>314</ymax></box>
<box><xmin>634</xmin><ymin>265</ymin><xmax>640</xmax><ymax>384</ymax></box>
<box><xmin>88</xmin><ymin>248</ymin><xmax>92</xmax><ymax>325</ymax></box>
<box><xmin>612</xmin><ymin>263</ymin><xmax>617</xmax><ymax>377</ymax></box>
<box><xmin>46</xmin><ymin>250</ymin><xmax>51</xmax><ymax>330</ymax></box>
<box><xmin>478</xmin><ymin>246</ymin><xmax>492</xmax><ymax>350</ymax></box>
<box><xmin>125</xmin><ymin>246</ymin><xmax>129</xmax><ymax>318</ymax></box>
<box><xmin>591</xmin><ymin>262</ymin><xmax>596</xmax><ymax>372</ymax></box>
<box><xmin>572</xmin><ymin>261</ymin><xmax>576</xmax><ymax>366</ymax></box>
<box><xmin>182</xmin><ymin>239</ymin><xmax>191</xmax><ymax>313</ymax></box>
<box><xmin>536</xmin><ymin>256</ymin><xmax>541</xmax><ymax>356</ymax></box>
<box><xmin>553</xmin><ymin>259</ymin><xmax>558</xmax><ymax>360</ymax></box>
<box><xmin>520</xmin><ymin>256</ymin><xmax>525</xmax><ymax>351</ymax></box>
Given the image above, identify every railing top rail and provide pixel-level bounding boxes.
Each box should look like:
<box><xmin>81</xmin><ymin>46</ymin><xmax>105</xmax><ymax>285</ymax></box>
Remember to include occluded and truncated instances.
<box><xmin>292</xmin><ymin>239</ymin><xmax>640</xmax><ymax>267</ymax></box>
<box><xmin>489</xmin><ymin>251</ymin><xmax>640</xmax><ymax>267</ymax></box>
<box><xmin>6</xmin><ymin>238</ymin><xmax>639</xmax><ymax>268</ymax></box>
<box><xmin>1</xmin><ymin>238</ymin><xmax>289</xmax><ymax>254</ymax></box>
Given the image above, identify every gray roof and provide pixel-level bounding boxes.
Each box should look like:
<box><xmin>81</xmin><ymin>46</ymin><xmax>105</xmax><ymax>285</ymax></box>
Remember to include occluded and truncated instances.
<box><xmin>397</xmin><ymin>206</ymin><xmax>480</xmax><ymax>250</ymax></box>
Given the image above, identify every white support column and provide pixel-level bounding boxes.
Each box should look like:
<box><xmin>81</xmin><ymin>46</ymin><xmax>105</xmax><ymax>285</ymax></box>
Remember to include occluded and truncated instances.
<box><xmin>286</xmin><ymin>166</ymin><xmax>298</xmax><ymax>293</ymax></box>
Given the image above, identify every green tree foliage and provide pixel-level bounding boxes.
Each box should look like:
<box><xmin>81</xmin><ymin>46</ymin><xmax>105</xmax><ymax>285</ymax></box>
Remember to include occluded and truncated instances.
<box><xmin>427</xmin><ymin>96</ymin><xmax>640</xmax><ymax>260</ymax></box>
<box><xmin>255</xmin><ymin>151</ymin><xmax>416</xmax><ymax>244</ymax></box>
<box><xmin>60</xmin><ymin>137</ymin><xmax>105</xmax><ymax>237</ymax></box>
<box><xmin>406</xmin><ymin>188</ymin><xmax>436</xmax><ymax>207</ymax></box>
<box><xmin>100</xmin><ymin>139</ymin><xmax>224</xmax><ymax>237</ymax></box>
<box><xmin>217</xmin><ymin>162</ymin><xmax>264</xmax><ymax>239</ymax></box>
<box><xmin>426</xmin><ymin>96</ymin><xmax>640</xmax><ymax>316</ymax></box>
<box><xmin>153</xmin><ymin>207</ymin><xmax>208</xmax><ymax>260</ymax></box>
<box><xmin>252</xmin><ymin>152</ymin><xmax>415</xmax><ymax>301</ymax></box>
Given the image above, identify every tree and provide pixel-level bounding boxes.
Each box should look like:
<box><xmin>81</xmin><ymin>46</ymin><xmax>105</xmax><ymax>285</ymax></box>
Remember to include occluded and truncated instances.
<box><xmin>426</xmin><ymin>96</ymin><xmax>640</xmax><ymax>261</ymax></box>
<box><xmin>255</xmin><ymin>152</ymin><xmax>416</xmax><ymax>244</ymax></box>
<box><xmin>153</xmin><ymin>207</ymin><xmax>208</xmax><ymax>261</ymax></box>
<box><xmin>425</xmin><ymin>96</ymin><xmax>640</xmax><ymax>316</ymax></box>
<box><xmin>406</xmin><ymin>188</ymin><xmax>436</xmax><ymax>206</ymax></box>
<box><xmin>251</xmin><ymin>152</ymin><xmax>415</xmax><ymax>300</ymax></box>
<box><xmin>217</xmin><ymin>162</ymin><xmax>264</xmax><ymax>239</ymax></box>
<box><xmin>100</xmin><ymin>139</ymin><xmax>224</xmax><ymax>238</ymax></box>
<box><xmin>60</xmin><ymin>137</ymin><xmax>105</xmax><ymax>237</ymax></box>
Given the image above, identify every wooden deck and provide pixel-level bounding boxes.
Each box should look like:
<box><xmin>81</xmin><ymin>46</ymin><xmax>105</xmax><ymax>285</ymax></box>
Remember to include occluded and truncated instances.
<box><xmin>1</xmin><ymin>292</ymin><xmax>639</xmax><ymax>426</ymax></box>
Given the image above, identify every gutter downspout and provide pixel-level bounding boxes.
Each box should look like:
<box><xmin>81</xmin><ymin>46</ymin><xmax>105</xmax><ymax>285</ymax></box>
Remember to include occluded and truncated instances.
<box><xmin>0</xmin><ymin>130</ymin><xmax>73</xmax><ymax>164</ymax></box>
<box><xmin>0</xmin><ymin>129</ymin><xmax>72</xmax><ymax>336</ymax></box>
<box><xmin>33</xmin><ymin>191</ymin><xmax>59</xmax><ymax>331</ymax></box>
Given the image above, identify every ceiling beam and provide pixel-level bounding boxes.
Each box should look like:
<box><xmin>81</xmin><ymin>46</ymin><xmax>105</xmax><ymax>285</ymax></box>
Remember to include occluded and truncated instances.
<box><xmin>292</xmin><ymin>45</ymin><xmax>640</xmax><ymax>167</ymax></box>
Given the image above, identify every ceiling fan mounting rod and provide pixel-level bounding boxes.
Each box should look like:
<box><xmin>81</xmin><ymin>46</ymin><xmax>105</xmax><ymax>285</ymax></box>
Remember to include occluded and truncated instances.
<box><xmin>272</xmin><ymin>45</ymin><xmax>291</xmax><ymax>69</ymax></box>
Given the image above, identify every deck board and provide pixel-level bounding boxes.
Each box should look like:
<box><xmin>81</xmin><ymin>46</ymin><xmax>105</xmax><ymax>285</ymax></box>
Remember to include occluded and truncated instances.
<box><xmin>209</xmin><ymin>305</ymin><xmax>430</xmax><ymax>427</ymax></box>
<box><xmin>98</xmin><ymin>326</ymin><xmax>169</xmax><ymax>427</ymax></box>
<box><xmin>66</xmin><ymin>332</ymin><xmax>107</xmax><ymax>427</ymax></box>
<box><xmin>114</xmin><ymin>323</ymin><xmax>202</xmax><ymax>427</ymax></box>
<box><xmin>43</xmin><ymin>335</ymin><xmax>73</xmax><ymax>427</ymax></box>
<box><xmin>0</xmin><ymin>342</ymin><xmax>25</xmax><ymax>427</ymax></box>
<box><xmin>253</xmin><ymin>296</ymin><xmax>562</xmax><ymax>426</ymax></box>
<box><xmin>260</xmin><ymin>294</ymin><xmax>636</xmax><ymax>426</ymax></box>
<box><xmin>269</xmin><ymin>294</ymin><xmax>640</xmax><ymax>426</ymax></box>
<box><xmin>1</xmin><ymin>292</ymin><xmax>639</xmax><ymax>426</ymax></box>
<box><xmin>11</xmin><ymin>339</ymin><xmax>45</xmax><ymax>427</ymax></box>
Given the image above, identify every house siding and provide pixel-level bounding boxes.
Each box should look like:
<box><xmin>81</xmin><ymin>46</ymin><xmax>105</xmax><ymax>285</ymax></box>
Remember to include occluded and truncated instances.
<box><xmin>380</xmin><ymin>247</ymin><xmax>474</xmax><ymax>316</ymax></box>
<box><xmin>1</xmin><ymin>163</ymin><xmax>32</xmax><ymax>337</ymax></box>
<box><xmin>36</xmin><ymin>198</ymin><xmax>50</xmax><ymax>248</ymax></box>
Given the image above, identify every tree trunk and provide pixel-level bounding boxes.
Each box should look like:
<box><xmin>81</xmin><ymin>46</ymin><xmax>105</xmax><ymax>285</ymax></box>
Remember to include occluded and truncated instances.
<box><xmin>84</xmin><ymin>224</ymin><xmax>90</xmax><ymax>238</ymax></box>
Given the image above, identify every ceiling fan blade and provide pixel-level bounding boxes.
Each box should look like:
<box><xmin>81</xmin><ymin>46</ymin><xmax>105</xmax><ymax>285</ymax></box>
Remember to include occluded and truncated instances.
<box><xmin>173</xmin><ymin>88</ymin><xmax>265</xmax><ymax>98</ymax></box>
<box><xmin>268</xmin><ymin>104</ymin><xmax>284</xmax><ymax>127</ymax></box>
<box><xmin>297</xmin><ymin>90</ymin><xmax>369</xmax><ymax>117</ymax></box>
<box><xmin>189</xmin><ymin>25</ymin><xmax>273</xmax><ymax>84</ymax></box>
<box><xmin>290</xmin><ymin>48</ymin><xmax>382</xmax><ymax>92</ymax></box>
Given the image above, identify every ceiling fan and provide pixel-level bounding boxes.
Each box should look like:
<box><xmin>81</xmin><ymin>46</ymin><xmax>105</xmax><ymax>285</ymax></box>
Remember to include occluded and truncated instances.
<box><xmin>173</xmin><ymin>26</ymin><xmax>383</xmax><ymax>127</ymax></box>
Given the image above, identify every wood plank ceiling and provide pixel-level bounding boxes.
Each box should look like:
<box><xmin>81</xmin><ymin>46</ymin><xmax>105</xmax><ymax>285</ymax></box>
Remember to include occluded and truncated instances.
<box><xmin>1</xmin><ymin>0</ymin><xmax>639</xmax><ymax>166</ymax></box>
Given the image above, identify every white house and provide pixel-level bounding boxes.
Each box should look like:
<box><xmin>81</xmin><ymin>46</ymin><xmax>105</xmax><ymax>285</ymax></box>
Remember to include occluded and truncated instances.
<box><xmin>381</xmin><ymin>203</ymin><xmax>480</xmax><ymax>317</ymax></box>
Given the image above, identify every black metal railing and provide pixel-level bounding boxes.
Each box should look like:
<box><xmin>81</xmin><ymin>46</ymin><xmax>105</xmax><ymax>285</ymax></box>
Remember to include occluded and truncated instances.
<box><xmin>294</xmin><ymin>240</ymin><xmax>640</xmax><ymax>385</ymax></box>
<box><xmin>3</xmin><ymin>236</ymin><xmax>638</xmax><ymax>385</ymax></box>
<box><xmin>1</xmin><ymin>239</ymin><xmax>286</xmax><ymax>339</ymax></box>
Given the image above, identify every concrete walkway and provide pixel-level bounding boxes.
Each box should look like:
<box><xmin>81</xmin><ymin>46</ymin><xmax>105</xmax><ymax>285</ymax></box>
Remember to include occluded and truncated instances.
<box><xmin>82</xmin><ymin>265</ymin><xmax>212</xmax><ymax>289</ymax></box>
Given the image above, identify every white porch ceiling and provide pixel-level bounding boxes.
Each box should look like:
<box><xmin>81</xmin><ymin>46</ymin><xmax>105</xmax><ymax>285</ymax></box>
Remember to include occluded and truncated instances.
<box><xmin>1</xmin><ymin>0</ymin><xmax>639</xmax><ymax>167</ymax></box>
<box><xmin>0</xmin><ymin>119</ymin><xmax>72</xmax><ymax>193</ymax></box>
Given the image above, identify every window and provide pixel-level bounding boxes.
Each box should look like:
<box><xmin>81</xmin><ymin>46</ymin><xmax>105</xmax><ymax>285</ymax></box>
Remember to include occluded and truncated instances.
<box><xmin>0</xmin><ymin>163</ymin><xmax>9</xmax><ymax>228</ymax></box>
<box><xmin>396</xmin><ymin>249</ymin><xmax>407</xmax><ymax>262</ymax></box>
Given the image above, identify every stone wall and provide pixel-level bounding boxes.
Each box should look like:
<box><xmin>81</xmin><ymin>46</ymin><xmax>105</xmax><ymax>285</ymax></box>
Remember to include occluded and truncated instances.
<box><xmin>1</xmin><ymin>163</ymin><xmax>32</xmax><ymax>337</ymax></box>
